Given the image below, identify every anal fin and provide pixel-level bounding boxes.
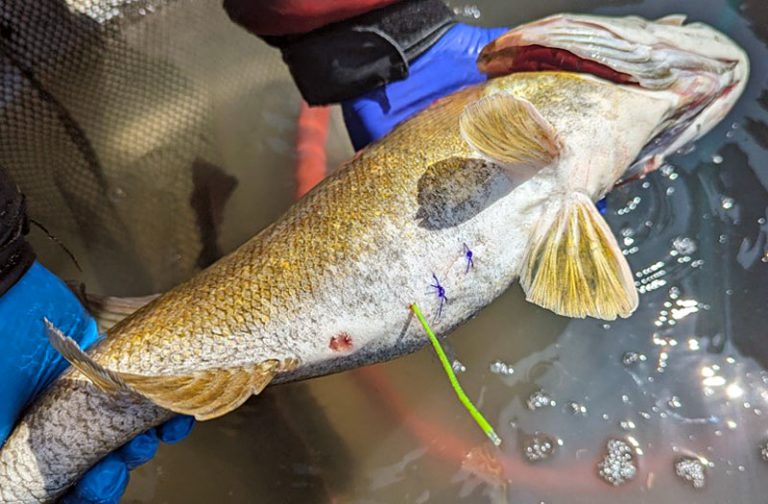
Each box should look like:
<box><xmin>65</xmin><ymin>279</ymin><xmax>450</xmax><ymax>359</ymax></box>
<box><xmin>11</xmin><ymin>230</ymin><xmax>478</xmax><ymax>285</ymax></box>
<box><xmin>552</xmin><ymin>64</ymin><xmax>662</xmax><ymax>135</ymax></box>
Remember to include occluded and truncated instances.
<box><xmin>45</xmin><ymin>320</ymin><xmax>298</xmax><ymax>420</ymax></box>
<box><xmin>520</xmin><ymin>193</ymin><xmax>638</xmax><ymax>320</ymax></box>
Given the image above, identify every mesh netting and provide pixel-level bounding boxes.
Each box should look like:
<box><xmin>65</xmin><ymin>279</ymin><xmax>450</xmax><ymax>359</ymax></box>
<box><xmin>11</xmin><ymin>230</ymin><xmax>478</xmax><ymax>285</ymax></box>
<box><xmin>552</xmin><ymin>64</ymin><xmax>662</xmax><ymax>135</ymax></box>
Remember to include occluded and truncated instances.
<box><xmin>0</xmin><ymin>0</ymin><xmax>319</xmax><ymax>295</ymax></box>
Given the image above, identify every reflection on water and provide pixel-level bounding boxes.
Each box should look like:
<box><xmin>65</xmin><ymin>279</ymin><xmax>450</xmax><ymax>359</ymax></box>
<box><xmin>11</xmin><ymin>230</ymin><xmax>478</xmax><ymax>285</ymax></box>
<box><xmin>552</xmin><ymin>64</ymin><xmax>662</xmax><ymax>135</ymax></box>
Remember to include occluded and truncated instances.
<box><xmin>125</xmin><ymin>0</ymin><xmax>768</xmax><ymax>502</ymax></box>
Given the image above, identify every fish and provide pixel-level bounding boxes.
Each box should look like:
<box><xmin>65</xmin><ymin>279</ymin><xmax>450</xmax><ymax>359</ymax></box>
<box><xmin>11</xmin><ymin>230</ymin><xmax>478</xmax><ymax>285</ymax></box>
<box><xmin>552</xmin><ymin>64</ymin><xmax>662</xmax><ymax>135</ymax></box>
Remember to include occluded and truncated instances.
<box><xmin>0</xmin><ymin>13</ymin><xmax>748</xmax><ymax>502</ymax></box>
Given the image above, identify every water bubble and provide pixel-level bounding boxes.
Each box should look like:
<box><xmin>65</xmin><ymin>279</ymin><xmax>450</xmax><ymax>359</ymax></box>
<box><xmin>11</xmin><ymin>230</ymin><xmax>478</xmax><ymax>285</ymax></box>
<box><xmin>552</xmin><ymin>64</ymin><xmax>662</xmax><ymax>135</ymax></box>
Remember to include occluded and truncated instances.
<box><xmin>721</xmin><ymin>196</ymin><xmax>734</xmax><ymax>210</ymax></box>
<box><xmin>619</xmin><ymin>419</ymin><xmax>636</xmax><ymax>431</ymax></box>
<box><xmin>675</xmin><ymin>457</ymin><xmax>706</xmax><ymax>489</ymax></box>
<box><xmin>760</xmin><ymin>441</ymin><xmax>768</xmax><ymax>462</ymax></box>
<box><xmin>489</xmin><ymin>361</ymin><xmax>514</xmax><ymax>376</ymax></box>
<box><xmin>622</xmin><ymin>351</ymin><xmax>647</xmax><ymax>367</ymax></box>
<box><xmin>453</xmin><ymin>4</ymin><xmax>481</xmax><ymax>18</ymax></box>
<box><xmin>759</xmin><ymin>217</ymin><xmax>766</xmax><ymax>225</ymax></box>
<box><xmin>712</xmin><ymin>154</ymin><xmax>723</xmax><ymax>164</ymax></box>
<box><xmin>566</xmin><ymin>401</ymin><xmax>588</xmax><ymax>416</ymax></box>
<box><xmin>452</xmin><ymin>360</ymin><xmax>466</xmax><ymax>373</ymax></box>
<box><xmin>526</xmin><ymin>390</ymin><xmax>555</xmax><ymax>410</ymax></box>
<box><xmin>668</xmin><ymin>396</ymin><xmax>683</xmax><ymax>409</ymax></box>
<box><xmin>597</xmin><ymin>439</ymin><xmax>638</xmax><ymax>486</ymax></box>
<box><xmin>522</xmin><ymin>433</ymin><xmax>558</xmax><ymax>462</ymax></box>
<box><xmin>672</xmin><ymin>236</ymin><xmax>697</xmax><ymax>255</ymax></box>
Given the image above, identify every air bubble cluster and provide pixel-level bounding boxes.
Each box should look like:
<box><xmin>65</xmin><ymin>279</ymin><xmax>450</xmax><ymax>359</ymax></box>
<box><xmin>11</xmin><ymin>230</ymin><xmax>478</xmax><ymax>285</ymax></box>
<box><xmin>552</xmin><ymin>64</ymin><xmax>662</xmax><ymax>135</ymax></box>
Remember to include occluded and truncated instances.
<box><xmin>597</xmin><ymin>439</ymin><xmax>637</xmax><ymax>486</ymax></box>
<box><xmin>526</xmin><ymin>390</ymin><xmax>556</xmax><ymax>411</ymax></box>
<box><xmin>522</xmin><ymin>433</ymin><xmax>558</xmax><ymax>462</ymax></box>
<box><xmin>674</xmin><ymin>457</ymin><xmax>706</xmax><ymax>489</ymax></box>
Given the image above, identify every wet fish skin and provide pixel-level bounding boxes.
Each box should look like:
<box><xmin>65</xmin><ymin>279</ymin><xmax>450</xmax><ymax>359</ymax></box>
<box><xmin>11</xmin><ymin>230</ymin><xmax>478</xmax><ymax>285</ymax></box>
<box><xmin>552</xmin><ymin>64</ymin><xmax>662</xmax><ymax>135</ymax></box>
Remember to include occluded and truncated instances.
<box><xmin>0</xmin><ymin>13</ymin><xmax>748</xmax><ymax>502</ymax></box>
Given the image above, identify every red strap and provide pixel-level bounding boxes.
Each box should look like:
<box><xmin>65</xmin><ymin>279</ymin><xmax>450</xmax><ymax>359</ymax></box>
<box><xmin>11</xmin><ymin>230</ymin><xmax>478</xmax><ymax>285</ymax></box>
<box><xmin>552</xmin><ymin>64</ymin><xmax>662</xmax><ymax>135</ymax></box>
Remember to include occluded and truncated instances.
<box><xmin>224</xmin><ymin>0</ymin><xmax>403</xmax><ymax>36</ymax></box>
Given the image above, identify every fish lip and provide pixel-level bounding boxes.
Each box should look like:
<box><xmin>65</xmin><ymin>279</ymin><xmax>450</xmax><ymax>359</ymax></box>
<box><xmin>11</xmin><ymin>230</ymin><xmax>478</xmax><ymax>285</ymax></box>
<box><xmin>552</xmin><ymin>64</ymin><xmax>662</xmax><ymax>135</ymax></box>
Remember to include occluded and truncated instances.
<box><xmin>478</xmin><ymin>13</ymin><xmax>750</xmax><ymax>177</ymax></box>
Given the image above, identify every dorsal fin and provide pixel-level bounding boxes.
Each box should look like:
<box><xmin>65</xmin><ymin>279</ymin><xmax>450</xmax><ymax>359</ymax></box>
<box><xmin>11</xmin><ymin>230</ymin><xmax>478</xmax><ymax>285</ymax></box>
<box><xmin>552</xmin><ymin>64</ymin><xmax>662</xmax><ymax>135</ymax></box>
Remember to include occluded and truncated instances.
<box><xmin>459</xmin><ymin>93</ymin><xmax>561</xmax><ymax>173</ymax></box>
<box><xmin>519</xmin><ymin>192</ymin><xmax>638</xmax><ymax>320</ymax></box>
<box><xmin>45</xmin><ymin>320</ymin><xmax>298</xmax><ymax>420</ymax></box>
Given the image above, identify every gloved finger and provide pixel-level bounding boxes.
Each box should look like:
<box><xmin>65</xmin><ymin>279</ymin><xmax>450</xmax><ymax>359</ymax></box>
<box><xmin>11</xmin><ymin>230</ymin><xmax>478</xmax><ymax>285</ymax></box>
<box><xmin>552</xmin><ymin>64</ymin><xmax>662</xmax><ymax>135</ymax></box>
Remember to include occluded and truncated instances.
<box><xmin>116</xmin><ymin>428</ymin><xmax>160</xmax><ymax>470</ymax></box>
<box><xmin>61</xmin><ymin>453</ymin><xmax>128</xmax><ymax>504</ymax></box>
<box><xmin>597</xmin><ymin>197</ymin><xmax>608</xmax><ymax>215</ymax></box>
<box><xmin>156</xmin><ymin>414</ymin><xmax>195</xmax><ymax>444</ymax></box>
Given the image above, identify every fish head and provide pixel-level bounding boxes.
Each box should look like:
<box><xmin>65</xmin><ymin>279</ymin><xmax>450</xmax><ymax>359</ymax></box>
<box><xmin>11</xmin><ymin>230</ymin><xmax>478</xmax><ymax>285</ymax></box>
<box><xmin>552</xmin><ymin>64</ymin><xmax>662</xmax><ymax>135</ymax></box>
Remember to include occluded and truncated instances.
<box><xmin>477</xmin><ymin>13</ymin><xmax>749</xmax><ymax>180</ymax></box>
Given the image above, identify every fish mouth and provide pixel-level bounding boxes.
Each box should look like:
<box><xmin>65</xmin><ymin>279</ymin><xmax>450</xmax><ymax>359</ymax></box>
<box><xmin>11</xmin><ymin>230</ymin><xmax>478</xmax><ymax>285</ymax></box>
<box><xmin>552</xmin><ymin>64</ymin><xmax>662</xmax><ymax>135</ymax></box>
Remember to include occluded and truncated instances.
<box><xmin>478</xmin><ymin>14</ymin><xmax>749</xmax><ymax>179</ymax></box>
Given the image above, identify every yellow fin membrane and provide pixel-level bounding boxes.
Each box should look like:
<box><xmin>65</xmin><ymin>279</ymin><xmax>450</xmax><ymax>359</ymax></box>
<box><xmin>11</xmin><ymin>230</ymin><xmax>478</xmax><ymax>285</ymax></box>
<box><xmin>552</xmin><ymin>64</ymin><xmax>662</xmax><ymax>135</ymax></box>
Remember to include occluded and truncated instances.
<box><xmin>459</xmin><ymin>93</ymin><xmax>561</xmax><ymax>174</ymax></box>
<box><xmin>520</xmin><ymin>193</ymin><xmax>638</xmax><ymax>320</ymax></box>
<box><xmin>45</xmin><ymin>320</ymin><xmax>297</xmax><ymax>420</ymax></box>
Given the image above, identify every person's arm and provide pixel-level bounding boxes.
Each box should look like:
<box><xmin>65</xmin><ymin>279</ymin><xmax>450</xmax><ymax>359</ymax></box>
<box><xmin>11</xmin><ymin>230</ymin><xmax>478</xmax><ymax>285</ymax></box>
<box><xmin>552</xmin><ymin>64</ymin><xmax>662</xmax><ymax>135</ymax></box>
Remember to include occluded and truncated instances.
<box><xmin>0</xmin><ymin>173</ymin><xmax>194</xmax><ymax>504</ymax></box>
<box><xmin>225</xmin><ymin>0</ymin><xmax>461</xmax><ymax>110</ymax></box>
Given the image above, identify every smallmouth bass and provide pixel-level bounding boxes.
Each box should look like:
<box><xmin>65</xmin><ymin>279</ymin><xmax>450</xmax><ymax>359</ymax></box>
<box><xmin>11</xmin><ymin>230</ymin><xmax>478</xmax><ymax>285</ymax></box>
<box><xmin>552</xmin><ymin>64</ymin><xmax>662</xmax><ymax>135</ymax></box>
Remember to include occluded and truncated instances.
<box><xmin>0</xmin><ymin>13</ymin><xmax>748</xmax><ymax>502</ymax></box>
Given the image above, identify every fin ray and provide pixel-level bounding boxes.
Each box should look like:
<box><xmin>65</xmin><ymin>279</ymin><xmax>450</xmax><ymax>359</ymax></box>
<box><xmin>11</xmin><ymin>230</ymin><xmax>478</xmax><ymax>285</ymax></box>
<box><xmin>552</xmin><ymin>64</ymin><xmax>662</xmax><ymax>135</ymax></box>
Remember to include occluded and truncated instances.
<box><xmin>520</xmin><ymin>193</ymin><xmax>638</xmax><ymax>320</ymax></box>
<box><xmin>45</xmin><ymin>321</ymin><xmax>296</xmax><ymax>420</ymax></box>
<box><xmin>459</xmin><ymin>93</ymin><xmax>561</xmax><ymax>172</ymax></box>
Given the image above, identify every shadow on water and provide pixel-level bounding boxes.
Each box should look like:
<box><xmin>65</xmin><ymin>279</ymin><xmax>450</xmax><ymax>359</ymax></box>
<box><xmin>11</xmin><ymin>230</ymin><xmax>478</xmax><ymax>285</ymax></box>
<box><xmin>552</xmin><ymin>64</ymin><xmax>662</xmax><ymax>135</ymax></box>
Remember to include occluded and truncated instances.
<box><xmin>49</xmin><ymin>0</ymin><xmax>763</xmax><ymax>501</ymax></box>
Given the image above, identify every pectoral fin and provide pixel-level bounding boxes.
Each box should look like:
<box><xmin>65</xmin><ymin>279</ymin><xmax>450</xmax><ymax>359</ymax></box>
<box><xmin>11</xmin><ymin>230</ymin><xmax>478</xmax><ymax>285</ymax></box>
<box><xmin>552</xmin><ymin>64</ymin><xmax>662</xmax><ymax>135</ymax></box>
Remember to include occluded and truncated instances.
<box><xmin>45</xmin><ymin>320</ymin><xmax>298</xmax><ymax>420</ymax></box>
<box><xmin>520</xmin><ymin>192</ymin><xmax>638</xmax><ymax>320</ymax></box>
<box><xmin>459</xmin><ymin>93</ymin><xmax>561</xmax><ymax>173</ymax></box>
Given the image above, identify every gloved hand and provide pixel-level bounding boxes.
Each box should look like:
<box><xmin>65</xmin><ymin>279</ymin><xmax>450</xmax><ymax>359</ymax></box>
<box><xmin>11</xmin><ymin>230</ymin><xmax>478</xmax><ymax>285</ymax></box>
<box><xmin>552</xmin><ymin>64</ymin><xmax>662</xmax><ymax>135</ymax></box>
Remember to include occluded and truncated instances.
<box><xmin>341</xmin><ymin>23</ymin><xmax>508</xmax><ymax>150</ymax></box>
<box><xmin>0</xmin><ymin>261</ymin><xmax>194</xmax><ymax>504</ymax></box>
<box><xmin>340</xmin><ymin>21</ymin><xmax>609</xmax><ymax>213</ymax></box>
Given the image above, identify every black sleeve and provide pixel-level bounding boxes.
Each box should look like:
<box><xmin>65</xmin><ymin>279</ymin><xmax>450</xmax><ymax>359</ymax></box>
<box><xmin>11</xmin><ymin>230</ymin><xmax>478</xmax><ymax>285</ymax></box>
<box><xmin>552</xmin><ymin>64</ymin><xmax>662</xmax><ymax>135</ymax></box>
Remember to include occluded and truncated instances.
<box><xmin>256</xmin><ymin>0</ymin><xmax>456</xmax><ymax>105</ymax></box>
<box><xmin>0</xmin><ymin>169</ymin><xmax>35</xmax><ymax>296</ymax></box>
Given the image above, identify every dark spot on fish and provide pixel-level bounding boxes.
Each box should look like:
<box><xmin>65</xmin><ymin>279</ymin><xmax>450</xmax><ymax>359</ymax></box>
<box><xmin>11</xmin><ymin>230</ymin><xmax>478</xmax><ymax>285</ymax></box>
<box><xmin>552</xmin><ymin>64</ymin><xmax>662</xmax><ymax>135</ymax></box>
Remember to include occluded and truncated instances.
<box><xmin>415</xmin><ymin>157</ymin><xmax>512</xmax><ymax>230</ymax></box>
<box><xmin>329</xmin><ymin>333</ymin><xmax>353</xmax><ymax>352</ymax></box>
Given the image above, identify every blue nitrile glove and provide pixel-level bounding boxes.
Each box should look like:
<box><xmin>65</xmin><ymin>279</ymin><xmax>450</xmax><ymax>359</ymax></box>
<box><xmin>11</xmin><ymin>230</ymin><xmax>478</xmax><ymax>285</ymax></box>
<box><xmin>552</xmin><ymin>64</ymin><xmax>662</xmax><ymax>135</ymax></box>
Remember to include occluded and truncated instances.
<box><xmin>0</xmin><ymin>261</ymin><xmax>195</xmax><ymax>503</ymax></box>
<box><xmin>341</xmin><ymin>22</ymin><xmax>610</xmax><ymax>210</ymax></box>
<box><xmin>341</xmin><ymin>23</ymin><xmax>508</xmax><ymax>150</ymax></box>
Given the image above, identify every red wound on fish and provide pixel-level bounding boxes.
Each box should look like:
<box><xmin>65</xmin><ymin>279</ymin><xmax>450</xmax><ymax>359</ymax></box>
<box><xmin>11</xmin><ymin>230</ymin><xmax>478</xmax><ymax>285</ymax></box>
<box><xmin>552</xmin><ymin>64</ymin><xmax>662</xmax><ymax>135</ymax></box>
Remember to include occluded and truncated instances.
<box><xmin>329</xmin><ymin>333</ymin><xmax>353</xmax><ymax>352</ymax></box>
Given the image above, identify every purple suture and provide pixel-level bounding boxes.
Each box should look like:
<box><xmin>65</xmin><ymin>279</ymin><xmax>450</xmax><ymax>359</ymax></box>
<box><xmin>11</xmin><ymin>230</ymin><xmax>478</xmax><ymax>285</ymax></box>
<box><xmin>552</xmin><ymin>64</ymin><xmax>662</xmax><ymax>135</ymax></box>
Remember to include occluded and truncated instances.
<box><xmin>431</xmin><ymin>273</ymin><xmax>448</xmax><ymax>318</ymax></box>
<box><xmin>463</xmin><ymin>243</ymin><xmax>474</xmax><ymax>273</ymax></box>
